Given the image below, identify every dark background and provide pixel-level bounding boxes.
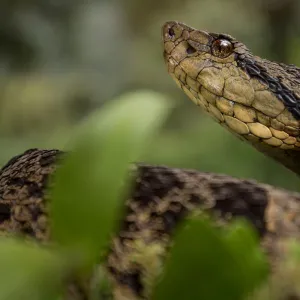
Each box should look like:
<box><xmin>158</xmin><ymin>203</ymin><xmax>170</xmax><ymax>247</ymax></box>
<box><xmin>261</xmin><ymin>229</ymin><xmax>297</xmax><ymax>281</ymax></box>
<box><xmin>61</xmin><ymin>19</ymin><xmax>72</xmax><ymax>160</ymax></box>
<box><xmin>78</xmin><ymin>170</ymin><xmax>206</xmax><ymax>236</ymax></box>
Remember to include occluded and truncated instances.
<box><xmin>1</xmin><ymin>0</ymin><xmax>300</xmax><ymax>190</ymax></box>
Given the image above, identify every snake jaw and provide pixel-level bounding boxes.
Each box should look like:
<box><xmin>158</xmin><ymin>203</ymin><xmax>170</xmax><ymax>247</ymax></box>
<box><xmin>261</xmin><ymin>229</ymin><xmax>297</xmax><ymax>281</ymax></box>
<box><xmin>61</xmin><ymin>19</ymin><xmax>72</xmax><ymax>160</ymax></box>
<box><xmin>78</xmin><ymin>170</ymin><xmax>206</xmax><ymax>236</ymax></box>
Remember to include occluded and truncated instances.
<box><xmin>162</xmin><ymin>21</ymin><xmax>300</xmax><ymax>176</ymax></box>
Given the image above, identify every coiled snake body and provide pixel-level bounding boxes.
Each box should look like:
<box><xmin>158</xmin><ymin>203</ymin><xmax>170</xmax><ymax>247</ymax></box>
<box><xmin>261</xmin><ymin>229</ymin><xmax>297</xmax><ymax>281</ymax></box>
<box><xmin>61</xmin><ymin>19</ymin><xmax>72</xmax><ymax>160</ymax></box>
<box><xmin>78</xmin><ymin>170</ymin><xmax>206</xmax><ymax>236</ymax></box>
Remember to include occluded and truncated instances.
<box><xmin>1</xmin><ymin>21</ymin><xmax>300</xmax><ymax>299</ymax></box>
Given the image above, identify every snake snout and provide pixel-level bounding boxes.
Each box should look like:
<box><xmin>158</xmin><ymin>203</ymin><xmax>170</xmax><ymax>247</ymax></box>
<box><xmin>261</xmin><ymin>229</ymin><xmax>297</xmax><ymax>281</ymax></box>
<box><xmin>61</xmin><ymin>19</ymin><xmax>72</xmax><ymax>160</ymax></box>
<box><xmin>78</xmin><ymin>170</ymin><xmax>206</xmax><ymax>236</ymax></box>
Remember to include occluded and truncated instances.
<box><xmin>162</xmin><ymin>21</ymin><xmax>177</xmax><ymax>42</ymax></box>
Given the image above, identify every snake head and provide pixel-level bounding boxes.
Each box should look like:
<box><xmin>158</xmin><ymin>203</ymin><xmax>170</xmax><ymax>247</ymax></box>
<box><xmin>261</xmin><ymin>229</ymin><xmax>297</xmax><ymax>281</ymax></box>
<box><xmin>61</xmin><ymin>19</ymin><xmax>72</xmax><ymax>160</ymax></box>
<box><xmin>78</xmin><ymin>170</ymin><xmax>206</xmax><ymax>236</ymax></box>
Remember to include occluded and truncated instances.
<box><xmin>162</xmin><ymin>21</ymin><xmax>300</xmax><ymax>175</ymax></box>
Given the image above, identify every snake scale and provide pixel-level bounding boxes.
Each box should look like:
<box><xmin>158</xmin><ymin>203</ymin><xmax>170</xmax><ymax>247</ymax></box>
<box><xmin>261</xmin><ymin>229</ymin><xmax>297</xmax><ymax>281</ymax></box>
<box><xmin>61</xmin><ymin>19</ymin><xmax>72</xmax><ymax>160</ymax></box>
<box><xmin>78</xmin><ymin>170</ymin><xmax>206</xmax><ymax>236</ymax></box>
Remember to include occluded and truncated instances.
<box><xmin>1</xmin><ymin>21</ymin><xmax>300</xmax><ymax>299</ymax></box>
<box><xmin>163</xmin><ymin>21</ymin><xmax>300</xmax><ymax>175</ymax></box>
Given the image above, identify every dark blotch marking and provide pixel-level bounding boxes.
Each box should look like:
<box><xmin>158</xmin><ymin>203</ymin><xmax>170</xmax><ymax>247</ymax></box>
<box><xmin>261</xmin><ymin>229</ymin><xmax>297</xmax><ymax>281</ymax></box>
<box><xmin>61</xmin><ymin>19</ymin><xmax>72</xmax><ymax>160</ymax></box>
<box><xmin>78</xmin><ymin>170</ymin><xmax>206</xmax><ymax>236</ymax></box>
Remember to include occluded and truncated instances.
<box><xmin>237</xmin><ymin>55</ymin><xmax>300</xmax><ymax>120</ymax></box>
<box><xmin>150</xmin><ymin>204</ymin><xmax>188</xmax><ymax>235</ymax></box>
<box><xmin>281</xmin><ymin>93</ymin><xmax>297</xmax><ymax>106</ymax></box>
<box><xmin>8</xmin><ymin>177</ymin><xmax>25</xmax><ymax>186</ymax></box>
<box><xmin>189</xmin><ymin>193</ymin><xmax>205</xmax><ymax>205</ymax></box>
<box><xmin>120</xmin><ymin>166</ymin><xmax>186</xmax><ymax>236</ymax></box>
<box><xmin>290</xmin><ymin>107</ymin><xmax>300</xmax><ymax>119</ymax></box>
<box><xmin>8</xmin><ymin>177</ymin><xmax>43</xmax><ymax>198</ymax></box>
<box><xmin>108</xmin><ymin>267</ymin><xmax>143</xmax><ymax>297</ymax></box>
<box><xmin>27</xmin><ymin>182</ymin><xmax>43</xmax><ymax>198</ymax></box>
<box><xmin>210</xmin><ymin>180</ymin><xmax>268</xmax><ymax>236</ymax></box>
<box><xmin>132</xmin><ymin>166</ymin><xmax>185</xmax><ymax>207</ymax></box>
<box><xmin>30</xmin><ymin>206</ymin><xmax>43</xmax><ymax>221</ymax></box>
<box><xmin>246</xmin><ymin>64</ymin><xmax>260</xmax><ymax>76</ymax></box>
<box><xmin>0</xmin><ymin>203</ymin><xmax>10</xmax><ymax>222</ymax></box>
<box><xmin>40</xmin><ymin>151</ymin><xmax>60</xmax><ymax>167</ymax></box>
<box><xmin>21</xmin><ymin>224</ymin><xmax>35</xmax><ymax>236</ymax></box>
<box><xmin>160</xmin><ymin>207</ymin><xmax>187</xmax><ymax>234</ymax></box>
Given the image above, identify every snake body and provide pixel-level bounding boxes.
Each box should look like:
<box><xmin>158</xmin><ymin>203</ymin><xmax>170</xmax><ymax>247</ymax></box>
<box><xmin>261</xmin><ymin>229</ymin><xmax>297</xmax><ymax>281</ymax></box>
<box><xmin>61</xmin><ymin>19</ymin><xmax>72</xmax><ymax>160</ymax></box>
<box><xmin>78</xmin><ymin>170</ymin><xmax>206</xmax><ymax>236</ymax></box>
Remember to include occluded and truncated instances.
<box><xmin>163</xmin><ymin>21</ymin><xmax>300</xmax><ymax>175</ymax></box>
<box><xmin>0</xmin><ymin>21</ymin><xmax>300</xmax><ymax>299</ymax></box>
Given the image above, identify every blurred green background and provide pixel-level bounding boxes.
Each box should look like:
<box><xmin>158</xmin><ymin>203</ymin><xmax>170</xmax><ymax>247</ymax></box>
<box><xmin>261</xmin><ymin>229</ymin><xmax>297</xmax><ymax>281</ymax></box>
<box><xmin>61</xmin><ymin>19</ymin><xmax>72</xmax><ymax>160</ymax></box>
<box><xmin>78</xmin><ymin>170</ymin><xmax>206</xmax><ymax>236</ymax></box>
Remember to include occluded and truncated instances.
<box><xmin>0</xmin><ymin>0</ymin><xmax>300</xmax><ymax>190</ymax></box>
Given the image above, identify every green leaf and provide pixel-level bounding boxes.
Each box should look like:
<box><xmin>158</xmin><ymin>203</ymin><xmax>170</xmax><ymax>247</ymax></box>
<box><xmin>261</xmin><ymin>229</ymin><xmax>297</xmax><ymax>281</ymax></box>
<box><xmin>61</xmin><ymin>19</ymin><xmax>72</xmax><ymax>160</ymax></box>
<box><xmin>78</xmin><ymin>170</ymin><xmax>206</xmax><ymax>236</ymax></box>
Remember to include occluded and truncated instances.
<box><xmin>224</xmin><ymin>219</ymin><xmax>269</xmax><ymax>294</ymax></box>
<box><xmin>153</xmin><ymin>217</ymin><xmax>268</xmax><ymax>300</ymax></box>
<box><xmin>0</xmin><ymin>237</ymin><xmax>66</xmax><ymax>300</ymax></box>
<box><xmin>50</xmin><ymin>90</ymin><xmax>171</xmax><ymax>269</ymax></box>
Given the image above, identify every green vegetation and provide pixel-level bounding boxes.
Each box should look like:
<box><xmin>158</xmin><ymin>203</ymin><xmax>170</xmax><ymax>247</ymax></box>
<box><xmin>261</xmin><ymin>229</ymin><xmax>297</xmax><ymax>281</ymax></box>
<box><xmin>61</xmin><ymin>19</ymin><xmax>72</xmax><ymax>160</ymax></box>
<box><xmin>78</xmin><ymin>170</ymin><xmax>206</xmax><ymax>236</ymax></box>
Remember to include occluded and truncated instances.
<box><xmin>0</xmin><ymin>92</ymin><xmax>298</xmax><ymax>300</ymax></box>
<box><xmin>153</xmin><ymin>218</ymin><xmax>268</xmax><ymax>300</ymax></box>
<box><xmin>0</xmin><ymin>2</ymin><xmax>300</xmax><ymax>299</ymax></box>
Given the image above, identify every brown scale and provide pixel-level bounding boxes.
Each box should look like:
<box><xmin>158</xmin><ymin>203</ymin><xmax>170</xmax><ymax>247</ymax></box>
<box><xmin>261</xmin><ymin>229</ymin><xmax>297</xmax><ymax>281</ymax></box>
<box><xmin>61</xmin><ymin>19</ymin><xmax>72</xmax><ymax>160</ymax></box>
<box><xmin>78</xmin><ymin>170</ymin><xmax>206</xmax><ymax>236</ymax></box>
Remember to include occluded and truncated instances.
<box><xmin>162</xmin><ymin>21</ymin><xmax>300</xmax><ymax>176</ymax></box>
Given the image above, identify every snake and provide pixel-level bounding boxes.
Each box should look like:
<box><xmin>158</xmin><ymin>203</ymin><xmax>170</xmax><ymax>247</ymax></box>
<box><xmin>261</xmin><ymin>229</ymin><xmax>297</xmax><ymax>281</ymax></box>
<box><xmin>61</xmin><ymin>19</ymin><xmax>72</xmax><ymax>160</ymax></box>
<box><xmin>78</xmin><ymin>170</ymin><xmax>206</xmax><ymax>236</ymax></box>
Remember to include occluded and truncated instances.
<box><xmin>163</xmin><ymin>21</ymin><xmax>300</xmax><ymax>176</ymax></box>
<box><xmin>1</xmin><ymin>21</ymin><xmax>300</xmax><ymax>299</ymax></box>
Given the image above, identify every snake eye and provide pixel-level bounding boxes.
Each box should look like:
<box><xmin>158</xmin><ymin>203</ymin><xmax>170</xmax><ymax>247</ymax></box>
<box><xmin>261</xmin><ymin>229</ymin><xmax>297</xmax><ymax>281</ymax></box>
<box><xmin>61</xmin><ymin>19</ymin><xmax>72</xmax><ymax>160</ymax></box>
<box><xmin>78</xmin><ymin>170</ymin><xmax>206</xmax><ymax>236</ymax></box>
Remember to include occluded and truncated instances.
<box><xmin>212</xmin><ymin>39</ymin><xmax>233</xmax><ymax>58</ymax></box>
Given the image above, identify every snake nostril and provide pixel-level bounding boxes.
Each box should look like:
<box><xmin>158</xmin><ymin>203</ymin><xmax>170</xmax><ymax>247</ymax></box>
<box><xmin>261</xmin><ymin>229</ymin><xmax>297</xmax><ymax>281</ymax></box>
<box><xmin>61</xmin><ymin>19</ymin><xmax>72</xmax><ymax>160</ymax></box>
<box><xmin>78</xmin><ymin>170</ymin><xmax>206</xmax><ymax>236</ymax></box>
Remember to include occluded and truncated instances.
<box><xmin>186</xmin><ymin>45</ymin><xmax>197</xmax><ymax>55</ymax></box>
<box><xmin>168</xmin><ymin>27</ymin><xmax>175</xmax><ymax>38</ymax></box>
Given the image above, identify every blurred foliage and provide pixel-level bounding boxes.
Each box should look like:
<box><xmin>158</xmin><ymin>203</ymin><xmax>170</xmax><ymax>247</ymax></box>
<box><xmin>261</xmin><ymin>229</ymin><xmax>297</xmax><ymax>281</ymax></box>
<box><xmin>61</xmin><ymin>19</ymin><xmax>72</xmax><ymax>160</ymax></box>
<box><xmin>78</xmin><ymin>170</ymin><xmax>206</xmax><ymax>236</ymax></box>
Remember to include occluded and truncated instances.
<box><xmin>1</xmin><ymin>0</ymin><xmax>300</xmax><ymax>192</ymax></box>
<box><xmin>0</xmin><ymin>90</ymin><xmax>171</xmax><ymax>300</ymax></box>
<box><xmin>0</xmin><ymin>238</ymin><xmax>67</xmax><ymax>300</ymax></box>
<box><xmin>50</xmin><ymin>90</ymin><xmax>171</xmax><ymax>268</ymax></box>
<box><xmin>153</xmin><ymin>218</ymin><xmax>268</xmax><ymax>300</ymax></box>
<box><xmin>0</xmin><ymin>92</ymin><xmax>299</xmax><ymax>300</ymax></box>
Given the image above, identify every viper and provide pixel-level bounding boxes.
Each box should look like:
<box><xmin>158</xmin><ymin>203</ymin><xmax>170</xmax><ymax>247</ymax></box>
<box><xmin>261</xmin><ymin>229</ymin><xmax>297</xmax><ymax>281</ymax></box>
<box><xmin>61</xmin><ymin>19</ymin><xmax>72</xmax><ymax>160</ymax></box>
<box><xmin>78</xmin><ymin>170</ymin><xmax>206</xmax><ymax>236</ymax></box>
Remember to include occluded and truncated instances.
<box><xmin>1</xmin><ymin>21</ymin><xmax>300</xmax><ymax>299</ymax></box>
<box><xmin>162</xmin><ymin>21</ymin><xmax>300</xmax><ymax>176</ymax></box>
